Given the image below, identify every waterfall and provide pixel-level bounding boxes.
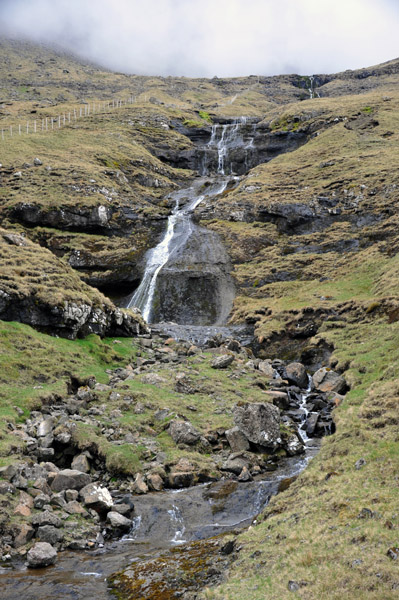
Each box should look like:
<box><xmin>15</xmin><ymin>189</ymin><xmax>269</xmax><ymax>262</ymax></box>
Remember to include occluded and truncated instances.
<box><xmin>126</xmin><ymin>117</ymin><xmax>248</xmax><ymax>323</ymax></box>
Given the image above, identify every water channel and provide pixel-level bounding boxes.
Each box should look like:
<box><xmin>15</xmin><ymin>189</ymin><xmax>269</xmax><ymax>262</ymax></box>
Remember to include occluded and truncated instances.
<box><xmin>0</xmin><ymin>118</ymin><xmax>323</xmax><ymax>599</ymax></box>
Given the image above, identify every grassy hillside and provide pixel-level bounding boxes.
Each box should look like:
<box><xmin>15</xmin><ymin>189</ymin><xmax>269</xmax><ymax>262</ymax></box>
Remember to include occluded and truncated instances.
<box><xmin>1</xmin><ymin>38</ymin><xmax>399</xmax><ymax>598</ymax></box>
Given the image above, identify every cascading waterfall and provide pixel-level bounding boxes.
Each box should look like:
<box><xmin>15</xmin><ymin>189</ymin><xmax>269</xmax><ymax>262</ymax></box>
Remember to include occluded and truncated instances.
<box><xmin>126</xmin><ymin>118</ymin><xmax>247</xmax><ymax>323</ymax></box>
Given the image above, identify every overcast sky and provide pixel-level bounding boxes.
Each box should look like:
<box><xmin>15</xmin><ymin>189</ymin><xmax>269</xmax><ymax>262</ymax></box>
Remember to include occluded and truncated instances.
<box><xmin>0</xmin><ymin>0</ymin><xmax>398</xmax><ymax>77</ymax></box>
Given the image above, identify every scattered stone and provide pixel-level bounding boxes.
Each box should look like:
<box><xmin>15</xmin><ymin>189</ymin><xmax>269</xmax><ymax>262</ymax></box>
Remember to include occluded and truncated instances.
<box><xmin>141</xmin><ymin>373</ymin><xmax>167</xmax><ymax>386</ymax></box>
<box><xmin>64</xmin><ymin>500</ymin><xmax>86</xmax><ymax>515</ymax></box>
<box><xmin>27</xmin><ymin>542</ymin><xmax>57</xmax><ymax>568</ymax></box>
<box><xmin>238</xmin><ymin>466</ymin><xmax>252</xmax><ymax>481</ymax></box>
<box><xmin>106</xmin><ymin>511</ymin><xmax>132</xmax><ymax>532</ymax></box>
<box><xmin>80</xmin><ymin>483</ymin><xmax>113</xmax><ymax>513</ymax></box>
<box><xmin>264</xmin><ymin>390</ymin><xmax>290</xmax><ymax>411</ymax></box>
<box><xmin>33</xmin><ymin>158</ymin><xmax>43</xmax><ymax>166</ymax></box>
<box><xmin>222</xmin><ymin>454</ymin><xmax>250</xmax><ymax>475</ymax></box>
<box><xmin>50</xmin><ymin>469</ymin><xmax>91</xmax><ymax>492</ymax></box>
<box><xmin>147</xmin><ymin>472</ymin><xmax>164</xmax><ymax>491</ymax></box>
<box><xmin>225</xmin><ymin>426</ymin><xmax>250</xmax><ymax>453</ymax></box>
<box><xmin>0</xmin><ymin>465</ymin><xmax>18</xmax><ymax>481</ymax></box>
<box><xmin>131</xmin><ymin>473</ymin><xmax>148</xmax><ymax>495</ymax></box>
<box><xmin>0</xmin><ymin>481</ymin><xmax>15</xmax><ymax>495</ymax></box>
<box><xmin>355</xmin><ymin>458</ymin><xmax>367</xmax><ymax>470</ymax></box>
<box><xmin>387</xmin><ymin>547</ymin><xmax>399</xmax><ymax>560</ymax></box>
<box><xmin>31</xmin><ymin>510</ymin><xmax>62</xmax><ymax>529</ymax></box>
<box><xmin>313</xmin><ymin>368</ymin><xmax>347</xmax><ymax>394</ymax></box>
<box><xmin>13</xmin><ymin>524</ymin><xmax>34</xmax><ymax>548</ymax></box>
<box><xmin>284</xmin><ymin>362</ymin><xmax>308</xmax><ymax>388</ymax></box>
<box><xmin>211</xmin><ymin>354</ymin><xmax>234</xmax><ymax>369</ymax></box>
<box><xmin>37</xmin><ymin>418</ymin><xmax>55</xmax><ymax>437</ymax></box>
<box><xmin>258</xmin><ymin>360</ymin><xmax>275</xmax><ymax>378</ymax></box>
<box><xmin>36</xmin><ymin>525</ymin><xmax>64</xmax><ymax>545</ymax></box>
<box><xmin>169</xmin><ymin>420</ymin><xmax>201</xmax><ymax>445</ymax></box>
<box><xmin>71</xmin><ymin>454</ymin><xmax>90</xmax><ymax>473</ymax></box>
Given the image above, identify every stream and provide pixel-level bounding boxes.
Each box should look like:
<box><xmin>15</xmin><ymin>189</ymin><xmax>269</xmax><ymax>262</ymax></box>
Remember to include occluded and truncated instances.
<box><xmin>0</xmin><ymin>118</ymin><xmax>323</xmax><ymax>599</ymax></box>
<box><xmin>0</xmin><ymin>441</ymin><xmax>320</xmax><ymax>600</ymax></box>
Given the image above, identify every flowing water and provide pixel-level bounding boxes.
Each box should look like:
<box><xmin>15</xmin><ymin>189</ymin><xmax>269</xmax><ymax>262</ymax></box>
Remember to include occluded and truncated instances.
<box><xmin>0</xmin><ymin>445</ymin><xmax>320</xmax><ymax>600</ymax></box>
<box><xmin>126</xmin><ymin>118</ymin><xmax>250</xmax><ymax>324</ymax></box>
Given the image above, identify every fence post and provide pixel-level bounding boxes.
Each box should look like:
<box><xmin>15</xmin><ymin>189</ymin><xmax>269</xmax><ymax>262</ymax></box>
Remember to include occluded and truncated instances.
<box><xmin>41</xmin><ymin>119</ymin><xmax>44</xmax><ymax>131</ymax></box>
<box><xmin>10</xmin><ymin>126</ymin><xmax>13</xmax><ymax>137</ymax></box>
<box><xmin>74</xmin><ymin>109</ymin><xmax>77</xmax><ymax>120</ymax></box>
<box><xmin>1</xmin><ymin>129</ymin><xmax>3</xmax><ymax>141</ymax></box>
<box><xmin>34</xmin><ymin>121</ymin><xmax>37</xmax><ymax>133</ymax></box>
<box><xmin>19</xmin><ymin>124</ymin><xmax>21</xmax><ymax>135</ymax></box>
<box><xmin>58</xmin><ymin>116</ymin><xmax>61</xmax><ymax>128</ymax></box>
<box><xmin>46</xmin><ymin>117</ymin><xmax>48</xmax><ymax>131</ymax></box>
<box><xmin>63</xmin><ymin>114</ymin><xmax>66</xmax><ymax>125</ymax></box>
<box><xmin>26</xmin><ymin>122</ymin><xmax>28</xmax><ymax>134</ymax></box>
<box><xmin>51</xmin><ymin>118</ymin><xmax>54</xmax><ymax>130</ymax></box>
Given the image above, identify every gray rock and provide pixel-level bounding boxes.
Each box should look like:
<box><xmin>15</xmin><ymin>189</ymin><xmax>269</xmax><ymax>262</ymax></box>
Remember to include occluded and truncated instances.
<box><xmin>13</xmin><ymin>523</ymin><xmax>35</xmax><ymax>548</ymax></box>
<box><xmin>284</xmin><ymin>434</ymin><xmax>305</xmax><ymax>456</ymax></box>
<box><xmin>31</xmin><ymin>510</ymin><xmax>62</xmax><ymax>529</ymax></box>
<box><xmin>313</xmin><ymin>368</ymin><xmax>347</xmax><ymax>394</ymax></box>
<box><xmin>169</xmin><ymin>420</ymin><xmax>200</xmax><ymax>445</ymax></box>
<box><xmin>64</xmin><ymin>500</ymin><xmax>87</xmax><ymax>515</ymax></box>
<box><xmin>50</xmin><ymin>469</ymin><xmax>91</xmax><ymax>492</ymax></box>
<box><xmin>355</xmin><ymin>458</ymin><xmax>367</xmax><ymax>470</ymax></box>
<box><xmin>221</xmin><ymin>454</ymin><xmax>250</xmax><ymax>475</ymax></box>
<box><xmin>27</xmin><ymin>542</ymin><xmax>57</xmax><ymax>568</ymax></box>
<box><xmin>258</xmin><ymin>360</ymin><xmax>276</xmax><ymax>378</ymax></box>
<box><xmin>71</xmin><ymin>454</ymin><xmax>90</xmax><ymax>473</ymax></box>
<box><xmin>33</xmin><ymin>493</ymin><xmax>51</xmax><ymax>509</ymax></box>
<box><xmin>131</xmin><ymin>473</ymin><xmax>149</xmax><ymax>495</ymax></box>
<box><xmin>0</xmin><ymin>464</ymin><xmax>18</xmax><ymax>481</ymax></box>
<box><xmin>233</xmin><ymin>402</ymin><xmax>281</xmax><ymax>448</ymax></box>
<box><xmin>79</xmin><ymin>483</ymin><xmax>113</xmax><ymax>513</ymax></box>
<box><xmin>65</xmin><ymin>489</ymin><xmax>79</xmax><ymax>502</ymax></box>
<box><xmin>284</xmin><ymin>362</ymin><xmax>308</xmax><ymax>388</ymax></box>
<box><xmin>37</xmin><ymin>418</ymin><xmax>55</xmax><ymax>437</ymax></box>
<box><xmin>33</xmin><ymin>158</ymin><xmax>43</xmax><ymax>166</ymax></box>
<box><xmin>106</xmin><ymin>511</ymin><xmax>132</xmax><ymax>531</ymax></box>
<box><xmin>211</xmin><ymin>354</ymin><xmax>234</xmax><ymax>369</ymax></box>
<box><xmin>36</xmin><ymin>525</ymin><xmax>64</xmax><ymax>545</ymax></box>
<box><xmin>225</xmin><ymin>426</ymin><xmax>250</xmax><ymax>452</ymax></box>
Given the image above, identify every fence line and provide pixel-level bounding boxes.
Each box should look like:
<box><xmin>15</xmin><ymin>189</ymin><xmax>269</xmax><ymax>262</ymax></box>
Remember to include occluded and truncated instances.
<box><xmin>0</xmin><ymin>94</ymin><xmax>149</xmax><ymax>142</ymax></box>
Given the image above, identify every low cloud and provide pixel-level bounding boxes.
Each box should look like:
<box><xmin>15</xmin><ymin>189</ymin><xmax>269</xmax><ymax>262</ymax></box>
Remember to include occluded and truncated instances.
<box><xmin>0</xmin><ymin>0</ymin><xmax>398</xmax><ymax>77</ymax></box>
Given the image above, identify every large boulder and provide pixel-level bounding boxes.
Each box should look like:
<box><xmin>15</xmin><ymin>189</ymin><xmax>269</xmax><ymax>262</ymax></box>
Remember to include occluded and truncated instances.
<box><xmin>27</xmin><ymin>542</ymin><xmax>57</xmax><ymax>568</ymax></box>
<box><xmin>50</xmin><ymin>469</ymin><xmax>91</xmax><ymax>492</ymax></box>
<box><xmin>313</xmin><ymin>368</ymin><xmax>347</xmax><ymax>394</ymax></box>
<box><xmin>233</xmin><ymin>402</ymin><xmax>281</xmax><ymax>448</ymax></box>
<box><xmin>284</xmin><ymin>362</ymin><xmax>308</xmax><ymax>388</ymax></box>
<box><xmin>211</xmin><ymin>354</ymin><xmax>234</xmax><ymax>369</ymax></box>
<box><xmin>169</xmin><ymin>420</ymin><xmax>200</xmax><ymax>445</ymax></box>
<box><xmin>106</xmin><ymin>511</ymin><xmax>132</xmax><ymax>533</ymax></box>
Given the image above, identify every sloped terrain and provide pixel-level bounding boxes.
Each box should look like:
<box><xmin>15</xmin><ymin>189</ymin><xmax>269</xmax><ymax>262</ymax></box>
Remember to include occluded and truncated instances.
<box><xmin>1</xmin><ymin>38</ymin><xmax>399</xmax><ymax>599</ymax></box>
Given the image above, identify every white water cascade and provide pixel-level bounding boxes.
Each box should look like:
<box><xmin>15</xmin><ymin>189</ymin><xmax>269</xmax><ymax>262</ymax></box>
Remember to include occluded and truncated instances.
<box><xmin>126</xmin><ymin>119</ymin><xmax>247</xmax><ymax>323</ymax></box>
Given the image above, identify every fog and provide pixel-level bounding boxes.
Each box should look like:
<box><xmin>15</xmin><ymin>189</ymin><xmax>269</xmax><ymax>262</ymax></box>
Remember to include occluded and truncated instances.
<box><xmin>0</xmin><ymin>0</ymin><xmax>398</xmax><ymax>77</ymax></box>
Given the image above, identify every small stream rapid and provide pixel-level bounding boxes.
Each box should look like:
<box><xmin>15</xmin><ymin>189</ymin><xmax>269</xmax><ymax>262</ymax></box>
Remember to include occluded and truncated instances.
<box><xmin>0</xmin><ymin>441</ymin><xmax>319</xmax><ymax>600</ymax></box>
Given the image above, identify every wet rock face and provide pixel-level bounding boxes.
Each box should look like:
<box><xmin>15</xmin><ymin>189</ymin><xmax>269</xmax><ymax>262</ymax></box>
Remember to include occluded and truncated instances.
<box><xmin>173</xmin><ymin>119</ymin><xmax>309</xmax><ymax>176</ymax></box>
<box><xmin>154</xmin><ymin>225</ymin><xmax>235</xmax><ymax>325</ymax></box>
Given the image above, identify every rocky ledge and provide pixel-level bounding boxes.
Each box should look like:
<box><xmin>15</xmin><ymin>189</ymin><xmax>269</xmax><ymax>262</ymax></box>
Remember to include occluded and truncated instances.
<box><xmin>0</xmin><ymin>228</ymin><xmax>148</xmax><ymax>338</ymax></box>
